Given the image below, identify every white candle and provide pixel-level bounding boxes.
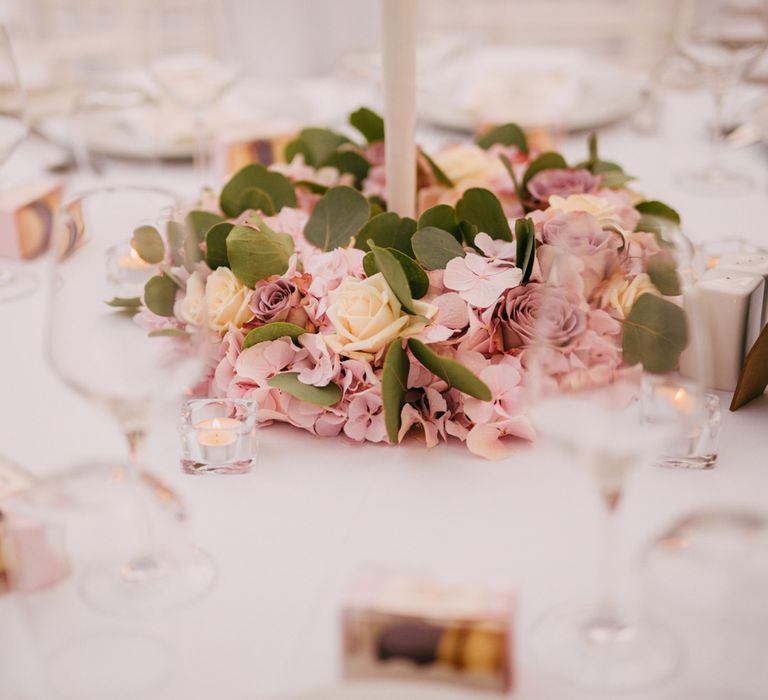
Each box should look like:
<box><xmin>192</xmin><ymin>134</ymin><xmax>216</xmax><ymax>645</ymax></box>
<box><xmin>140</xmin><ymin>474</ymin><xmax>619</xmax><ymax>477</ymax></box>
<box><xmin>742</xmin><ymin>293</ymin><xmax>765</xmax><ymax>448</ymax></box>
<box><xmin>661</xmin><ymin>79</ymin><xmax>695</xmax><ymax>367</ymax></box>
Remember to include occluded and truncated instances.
<box><xmin>380</xmin><ymin>0</ymin><xmax>417</xmax><ymax>218</ymax></box>
<box><xmin>195</xmin><ymin>417</ymin><xmax>240</xmax><ymax>447</ymax></box>
<box><xmin>717</xmin><ymin>251</ymin><xmax>768</xmax><ymax>325</ymax></box>
<box><xmin>682</xmin><ymin>268</ymin><xmax>764</xmax><ymax>391</ymax></box>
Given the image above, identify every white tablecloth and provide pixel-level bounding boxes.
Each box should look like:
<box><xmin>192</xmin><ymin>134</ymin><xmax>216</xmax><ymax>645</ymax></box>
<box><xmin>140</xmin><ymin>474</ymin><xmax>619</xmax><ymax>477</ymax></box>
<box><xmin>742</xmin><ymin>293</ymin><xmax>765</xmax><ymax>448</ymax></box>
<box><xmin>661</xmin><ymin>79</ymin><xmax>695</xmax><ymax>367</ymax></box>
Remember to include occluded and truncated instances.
<box><xmin>1</xmin><ymin>84</ymin><xmax>768</xmax><ymax>700</ymax></box>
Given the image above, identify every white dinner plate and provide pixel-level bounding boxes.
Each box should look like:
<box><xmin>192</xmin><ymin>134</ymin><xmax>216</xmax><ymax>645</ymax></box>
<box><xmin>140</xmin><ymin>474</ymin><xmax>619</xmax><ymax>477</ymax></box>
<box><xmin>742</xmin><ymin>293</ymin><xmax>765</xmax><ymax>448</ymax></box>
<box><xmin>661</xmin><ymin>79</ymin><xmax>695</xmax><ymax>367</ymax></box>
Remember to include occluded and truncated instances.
<box><xmin>419</xmin><ymin>46</ymin><xmax>643</xmax><ymax>133</ymax></box>
<box><xmin>281</xmin><ymin>680</ymin><xmax>480</xmax><ymax>700</ymax></box>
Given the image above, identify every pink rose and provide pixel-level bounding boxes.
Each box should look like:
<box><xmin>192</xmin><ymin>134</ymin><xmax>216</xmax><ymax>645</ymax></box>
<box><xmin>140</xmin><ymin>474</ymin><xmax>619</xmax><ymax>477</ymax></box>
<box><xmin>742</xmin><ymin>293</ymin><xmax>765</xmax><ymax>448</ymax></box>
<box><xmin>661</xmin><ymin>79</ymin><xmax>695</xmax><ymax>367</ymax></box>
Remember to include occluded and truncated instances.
<box><xmin>250</xmin><ymin>279</ymin><xmax>298</xmax><ymax>323</ymax></box>
<box><xmin>527</xmin><ymin>168</ymin><xmax>602</xmax><ymax>202</ymax></box>
<box><xmin>496</xmin><ymin>283</ymin><xmax>586</xmax><ymax>350</ymax></box>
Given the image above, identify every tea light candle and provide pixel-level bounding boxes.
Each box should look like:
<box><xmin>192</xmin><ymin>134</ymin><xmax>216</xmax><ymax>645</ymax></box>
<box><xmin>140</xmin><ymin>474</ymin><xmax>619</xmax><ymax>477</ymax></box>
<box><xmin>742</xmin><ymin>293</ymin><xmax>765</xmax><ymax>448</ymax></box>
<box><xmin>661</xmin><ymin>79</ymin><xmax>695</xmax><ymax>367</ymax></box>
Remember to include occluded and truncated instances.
<box><xmin>106</xmin><ymin>243</ymin><xmax>158</xmax><ymax>289</ymax></box>
<box><xmin>657</xmin><ymin>385</ymin><xmax>696</xmax><ymax>415</ymax></box>
<box><xmin>717</xmin><ymin>251</ymin><xmax>768</xmax><ymax>325</ymax></box>
<box><xmin>195</xmin><ymin>417</ymin><xmax>240</xmax><ymax>447</ymax></box>
<box><xmin>180</xmin><ymin>399</ymin><xmax>258</xmax><ymax>474</ymax></box>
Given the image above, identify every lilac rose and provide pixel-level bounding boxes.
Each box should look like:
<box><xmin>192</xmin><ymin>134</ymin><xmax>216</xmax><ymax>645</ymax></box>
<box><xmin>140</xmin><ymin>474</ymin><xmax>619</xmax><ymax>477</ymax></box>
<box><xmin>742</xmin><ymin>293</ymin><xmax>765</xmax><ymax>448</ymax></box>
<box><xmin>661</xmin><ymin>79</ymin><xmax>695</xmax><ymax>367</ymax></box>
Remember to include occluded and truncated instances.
<box><xmin>250</xmin><ymin>279</ymin><xmax>298</xmax><ymax>323</ymax></box>
<box><xmin>495</xmin><ymin>283</ymin><xmax>586</xmax><ymax>350</ymax></box>
<box><xmin>527</xmin><ymin>168</ymin><xmax>602</xmax><ymax>202</ymax></box>
<box><xmin>539</xmin><ymin>210</ymin><xmax>617</xmax><ymax>257</ymax></box>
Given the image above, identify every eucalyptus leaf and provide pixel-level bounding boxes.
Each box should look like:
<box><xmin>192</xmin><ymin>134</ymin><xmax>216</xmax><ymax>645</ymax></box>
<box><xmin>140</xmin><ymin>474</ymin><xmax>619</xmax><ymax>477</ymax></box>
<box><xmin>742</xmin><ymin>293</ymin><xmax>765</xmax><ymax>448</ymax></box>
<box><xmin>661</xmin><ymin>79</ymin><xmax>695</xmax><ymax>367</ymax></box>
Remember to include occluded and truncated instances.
<box><xmin>418</xmin><ymin>204</ymin><xmax>460</xmax><ymax>240</ymax></box>
<box><xmin>363</xmin><ymin>247</ymin><xmax>429</xmax><ymax>299</ymax></box>
<box><xmin>646</xmin><ymin>251</ymin><xmax>682</xmax><ymax>296</ymax></box>
<box><xmin>293</xmin><ymin>180</ymin><xmax>329</xmax><ymax>195</ymax></box>
<box><xmin>500</xmin><ymin>153</ymin><xmax>526</xmax><ymax>204</ymax></box>
<box><xmin>369</xmin><ymin>244</ymin><xmax>417</xmax><ymax>314</ymax></box>
<box><xmin>143</xmin><ymin>274</ymin><xmax>178</xmax><ymax>317</ymax></box>
<box><xmin>455</xmin><ymin>187</ymin><xmax>512</xmax><ymax>241</ymax></box>
<box><xmin>186</xmin><ymin>210</ymin><xmax>225</xmax><ymax>243</ymax></box>
<box><xmin>205</xmin><ymin>222</ymin><xmax>234</xmax><ymax>270</ymax></box>
<box><xmin>106</xmin><ymin>296</ymin><xmax>141</xmax><ymax>309</ymax></box>
<box><xmin>598</xmin><ymin>169</ymin><xmax>635</xmax><ymax>189</ymax></box>
<box><xmin>382</xmin><ymin>340</ymin><xmax>409</xmax><ymax>442</ymax></box>
<box><xmin>476</xmin><ymin>122</ymin><xmax>528</xmax><ymax>153</ymax></box>
<box><xmin>459</xmin><ymin>220</ymin><xmax>479</xmax><ymax>248</ymax></box>
<box><xmin>304</xmin><ymin>186</ymin><xmax>370</xmax><ymax>252</ymax></box>
<box><xmin>622</xmin><ymin>293</ymin><xmax>688</xmax><ymax>373</ymax></box>
<box><xmin>354</xmin><ymin>212</ymin><xmax>416</xmax><ymax>256</ymax></box>
<box><xmin>227</xmin><ymin>224</ymin><xmax>294</xmax><ymax>288</ymax></box>
<box><xmin>349</xmin><ymin>107</ymin><xmax>385</xmax><ymax>143</ymax></box>
<box><xmin>284</xmin><ymin>128</ymin><xmax>351</xmax><ymax>167</ymax></box>
<box><xmin>267</xmin><ymin>372</ymin><xmax>342</xmax><ymax>407</ymax></box>
<box><xmin>635</xmin><ymin>200</ymin><xmax>681</xmax><ymax>225</ymax></box>
<box><xmin>412</xmin><ymin>226</ymin><xmax>466</xmax><ymax>270</ymax></box>
<box><xmin>514</xmin><ymin>218</ymin><xmax>536</xmax><ymax>283</ymax></box>
<box><xmin>148</xmin><ymin>328</ymin><xmax>191</xmax><ymax>338</ymax></box>
<box><xmin>522</xmin><ymin>152</ymin><xmax>569</xmax><ymax>189</ymax></box>
<box><xmin>242</xmin><ymin>322</ymin><xmax>308</xmax><ymax>349</ymax></box>
<box><xmin>323</xmin><ymin>150</ymin><xmax>371</xmax><ymax>188</ymax></box>
<box><xmin>420</xmin><ymin>148</ymin><xmax>454</xmax><ymax>187</ymax></box>
<box><xmin>219</xmin><ymin>163</ymin><xmax>296</xmax><ymax>217</ymax></box>
<box><xmin>234</xmin><ymin>187</ymin><xmax>276</xmax><ymax>216</ymax></box>
<box><xmin>131</xmin><ymin>225</ymin><xmax>164</xmax><ymax>264</ymax></box>
<box><xmin>166</xmin><ymin>221</ymin><xmax>186</xmax><ymax>267</ymax></box>
<box><xmin>407</xmin><ymin>339</ymin><xmax>492</xmax><ymax>400</ymax></box>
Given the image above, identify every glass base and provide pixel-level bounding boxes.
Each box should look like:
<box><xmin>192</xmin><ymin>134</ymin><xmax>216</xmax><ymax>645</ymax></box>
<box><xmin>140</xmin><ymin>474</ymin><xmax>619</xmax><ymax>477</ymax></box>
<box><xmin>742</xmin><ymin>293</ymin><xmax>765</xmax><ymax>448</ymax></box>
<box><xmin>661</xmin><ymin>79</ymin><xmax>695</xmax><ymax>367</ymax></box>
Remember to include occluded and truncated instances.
<box><xmin>658</xmin><ymin>453</ymin><xmax>717</xmax><ymax>469</ymax></box>
<box><xmin>80</xmin><ymin>544</ymin><xmax>217</xmax><ymax>617</ymax></box>
<box><xmin>528</xmin><ymin>601</ymin><xmax>682</xmax><ymax>690</ymax></box>
<box><xmin>44</xmin><ymin>631</ymin><xmax>171</xmax><ymax>700</ymax></box>
<box><xmin>181</xmin><ymin>458</ymin><xmax>254</xmax><ymax>475</ymax></box>
<box><xmin>0</xmin><ymin>267</ymin><xmax>37</xmax><ymax>302</ymax></box>
<box><xmin>676</xmin><ymin>166</ymin><xmax>756</xmax><ymax>196</ymax></box>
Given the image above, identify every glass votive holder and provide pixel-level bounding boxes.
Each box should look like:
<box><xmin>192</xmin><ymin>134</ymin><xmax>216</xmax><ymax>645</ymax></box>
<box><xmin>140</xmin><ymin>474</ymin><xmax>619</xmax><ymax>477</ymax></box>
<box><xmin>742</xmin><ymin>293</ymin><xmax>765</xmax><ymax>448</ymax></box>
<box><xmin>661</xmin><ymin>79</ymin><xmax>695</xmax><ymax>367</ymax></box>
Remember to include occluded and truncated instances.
<box><xmin>696</xmin><ymin>237</ymin><xmax>768</xmax><ymax>272</ymax></box>
<box><xmin>105</xmin><ymin>242</ymin><xmax>159</xmax><ymax>291</ymax></box>
<box><xmin>640</xmin><ymin>377</ymin><xmax>721</xmax><ymax>469</ymax></box>
<box><xmin>179</xmin><ymin>399</ymin><xmax>258</xmax><ymax>475</ymax></box>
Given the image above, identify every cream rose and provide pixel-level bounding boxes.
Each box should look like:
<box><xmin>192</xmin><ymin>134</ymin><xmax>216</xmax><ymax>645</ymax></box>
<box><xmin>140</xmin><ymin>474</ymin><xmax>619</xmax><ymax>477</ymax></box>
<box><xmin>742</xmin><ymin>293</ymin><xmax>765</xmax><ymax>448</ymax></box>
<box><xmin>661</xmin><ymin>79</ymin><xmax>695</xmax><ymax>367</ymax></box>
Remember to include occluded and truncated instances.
<box><xmin>432</xmin><ymin>144</ymin><xmax>504</xmax><ymax>186</ymax></box>
<box><xmin>599</xmin><ymin>272</ymin><xmax>659</xmax><ymax>318</ymax></box>
<box><xmin>548</xmin><ymin>193</ymin><xmax>623</xmax><ymax>234</ymax></box>
<box><xmin>205</xmin><ymin>267</ymin><xmax>254</xmax><ymax>333</ymax></box>
<box><xmin>324</xmin><ymin>273</ymin><xmax>437</xmax><ymax>360</ymax></box>
<box><xmin>178</xmin><ymin>270</ymin><xmax>206</xmax><ymax>327</ymax></box>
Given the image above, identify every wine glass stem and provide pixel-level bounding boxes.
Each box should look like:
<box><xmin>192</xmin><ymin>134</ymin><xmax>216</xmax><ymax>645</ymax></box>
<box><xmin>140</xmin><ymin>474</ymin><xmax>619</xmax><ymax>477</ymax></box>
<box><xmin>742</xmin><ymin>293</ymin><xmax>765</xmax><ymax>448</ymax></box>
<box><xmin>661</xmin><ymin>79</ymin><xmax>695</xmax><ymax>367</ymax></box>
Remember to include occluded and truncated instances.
<box><xmin>192</xmin><ymin>108</ymin><xmax>209</xmax><ymax>187</ymax></box>
<box><xmin>709</xmin><ymin>83</ymin><xmax>727</xmax><ymax>174</ymax></box>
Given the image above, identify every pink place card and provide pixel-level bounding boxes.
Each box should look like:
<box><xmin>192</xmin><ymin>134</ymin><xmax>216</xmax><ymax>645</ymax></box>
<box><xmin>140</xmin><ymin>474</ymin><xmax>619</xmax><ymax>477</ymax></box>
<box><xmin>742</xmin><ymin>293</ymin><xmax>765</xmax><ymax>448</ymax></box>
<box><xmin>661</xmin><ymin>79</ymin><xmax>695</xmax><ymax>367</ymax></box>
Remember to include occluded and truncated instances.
<box><xmin>0</xmin><ymin>179</ymin><xmax>62</xmax><ymax>259</ymax></box>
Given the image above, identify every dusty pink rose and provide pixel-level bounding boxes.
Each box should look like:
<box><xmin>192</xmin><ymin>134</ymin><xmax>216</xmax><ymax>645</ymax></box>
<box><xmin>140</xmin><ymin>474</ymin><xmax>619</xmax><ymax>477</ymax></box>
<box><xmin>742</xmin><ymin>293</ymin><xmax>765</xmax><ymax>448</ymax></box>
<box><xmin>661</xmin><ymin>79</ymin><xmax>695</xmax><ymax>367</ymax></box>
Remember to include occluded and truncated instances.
<box><xmin>496</xmin><ymin>283</ymin><xmax>586</xmax><ymax>350</ymax></box>
<box><xmin>528</xmin><ymin>168</ymin><xmax>602</xmax><ymax>202</ymax></box>
<box><xmin>250</xmin><ymin>279</ymin><xmax>298</xmax><ymax>323</ymax></box>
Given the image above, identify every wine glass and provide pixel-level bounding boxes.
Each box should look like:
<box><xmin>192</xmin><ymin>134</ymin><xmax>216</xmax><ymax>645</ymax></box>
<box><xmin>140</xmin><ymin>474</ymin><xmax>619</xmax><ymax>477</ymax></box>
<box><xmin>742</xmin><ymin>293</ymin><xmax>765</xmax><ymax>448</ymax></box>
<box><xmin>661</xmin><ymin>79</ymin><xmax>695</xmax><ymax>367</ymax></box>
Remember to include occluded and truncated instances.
<box><xmin>675</xmin><ymin>0</ymin><xmax>768</xmax><ymax>193</ymax></box>
<box><xmin>0</xmin><ymin>24</ymin><xmax>36</xmax><ymax>302</ymax></box>
<box><xmin>47</xmin><ymin>186</ymin><xmax>217</xmax><ymax>616</ymax></box>
<box><xmin>146</xmin><ymin>0</ymin><xmax>240</xmax><ymax>185</ymax></box>
<box><xmin>523</xmin><ymin>223</ymin><xmax>707</xmax><ymax>689</ymax></box>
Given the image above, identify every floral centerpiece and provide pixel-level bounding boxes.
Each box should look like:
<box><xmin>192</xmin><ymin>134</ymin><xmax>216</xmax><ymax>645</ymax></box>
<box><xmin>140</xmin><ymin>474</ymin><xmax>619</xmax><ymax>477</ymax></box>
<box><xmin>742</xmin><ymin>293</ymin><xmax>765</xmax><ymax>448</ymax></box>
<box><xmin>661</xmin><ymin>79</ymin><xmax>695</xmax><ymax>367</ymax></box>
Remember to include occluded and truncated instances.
<box><xmin>118</xmin><ymin>108</ymin><xmax>687</xmax><ymax>459</ymax></box>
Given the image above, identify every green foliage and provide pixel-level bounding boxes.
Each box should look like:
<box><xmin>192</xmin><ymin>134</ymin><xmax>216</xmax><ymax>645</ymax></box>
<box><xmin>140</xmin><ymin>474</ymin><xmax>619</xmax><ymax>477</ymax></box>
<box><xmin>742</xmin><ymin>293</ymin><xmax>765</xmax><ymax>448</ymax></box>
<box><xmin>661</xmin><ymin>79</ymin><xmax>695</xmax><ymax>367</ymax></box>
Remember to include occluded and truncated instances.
<box><xmin>382</xmin><ymin>341</ymin><xmax>409</xmax><ymax>442</ymax></box>
<box><xmin>363</xmin><ymin>247</ymin><xmax>429</xmax><ymax>299</ymax></box>
<box><xmin>131</xmin><ymin>225</ymin><xmax>164</xmax><ymax>264</ymax></box>
<box><xmin>349</xmin><ymin>107</ymin><xmax>385</xmax><ymax>143</ymax></box>
<box><xmin>455</xmin><ymin>188</ymin><xmax>512</xmax><ymax>241</ymax></box>
<box><xmin>622</xmin><ymin>294</ymin><xmax>688</xmax><ymax>373</ymax></box>
<box><xmin>267</xmin><ymin>372</ymin><xmax>342</xmax><ymax>406</ymax></box>
<box><xmin>227</xmin><ymin>223</ymin><xmax>294</xmax><ymax>288</ymax></box>
<box><xmin>476</xmin><ymin>122</ymin><xmax>528</xmax><ymax>154</ymax></box>
<box><xmin>304</xmin><ymin>186</ymin><xmax>370</xmax><ymax>251</ymax></box>
<box><xmin>143</xmin><ymin>274</ymin><xmax>178</xmax><ymax>317</ymax></box>
<box><xmin>411</xmin><ymin>226</ymin><xmax>466</xmax><ymax>270</ymax></box>
<box><xmin>407</xmin><ymin>339</ymin><xmax>492</xmax><ymax>400</ymax></box>
<box><xmin>219</xmin><ymin>163</ymin><xmax>296</xmax><ymax>217</ymax></box>
<box><xmin>242</xmin><ymin>322</ymin><xmax>308</xmax><ymax>349</ymax></box>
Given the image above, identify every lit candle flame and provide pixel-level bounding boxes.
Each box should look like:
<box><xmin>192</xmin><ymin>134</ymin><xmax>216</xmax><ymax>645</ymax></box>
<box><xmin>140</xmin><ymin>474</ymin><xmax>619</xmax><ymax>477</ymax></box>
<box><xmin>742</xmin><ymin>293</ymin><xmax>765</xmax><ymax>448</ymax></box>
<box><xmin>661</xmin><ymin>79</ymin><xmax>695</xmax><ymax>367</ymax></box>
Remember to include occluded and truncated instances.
<box><xmin>674</xmin><ymin>387</ymin><xmax>687</xmax><ymax>404</ymax></box>
<box><xmin>211</xmin><ymin>418</ymin><xmax>222</xmax><ymax>429</ymax></box>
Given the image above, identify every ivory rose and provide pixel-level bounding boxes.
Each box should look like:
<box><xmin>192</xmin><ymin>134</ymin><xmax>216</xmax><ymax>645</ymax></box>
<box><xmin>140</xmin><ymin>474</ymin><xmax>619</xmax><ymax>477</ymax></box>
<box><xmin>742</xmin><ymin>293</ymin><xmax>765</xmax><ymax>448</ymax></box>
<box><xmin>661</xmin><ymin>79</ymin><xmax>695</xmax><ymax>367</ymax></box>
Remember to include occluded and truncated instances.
<box><xmin>324</xmin><ymin>273</ymin><xmax>437</xmax><ymax>360</ymax></box>
<box><xmin>598</xmin><ymin>272</ymin><xmax>660</xmax><ymax>318</ymax></box>
<box><xmin>205</xmin><ymin>267</ymin><xmax>254</xmax><ymax>333</ymax></box>
<box><xmin>432</xmin><ymin>144</ymin><xmax>505</xmax><ymax>186</ymax></box>
<box><xmin>178</xmin><ymin>270</ymin><xmax>206</xmax><ymax>326</ymax></box>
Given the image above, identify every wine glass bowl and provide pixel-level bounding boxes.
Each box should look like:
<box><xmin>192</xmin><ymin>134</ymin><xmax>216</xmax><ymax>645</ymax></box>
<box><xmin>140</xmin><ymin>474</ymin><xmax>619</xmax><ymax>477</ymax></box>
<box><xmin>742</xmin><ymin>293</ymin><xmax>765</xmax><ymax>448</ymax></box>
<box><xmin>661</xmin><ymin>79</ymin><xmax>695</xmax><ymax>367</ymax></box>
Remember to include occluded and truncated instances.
<box><xmin>674</xmin><ymin>0</ymin><xmax>768</xmax><ymax>193</ymax></box>
<box><xmin>522</xmin><ymin>220</ymin><xmax>706</xmax><ymax>689</ymax></box>
<box><xmin>46</xmin><ymin>186</ymin><xmax>217</xmax><ymax>615</ymax></box>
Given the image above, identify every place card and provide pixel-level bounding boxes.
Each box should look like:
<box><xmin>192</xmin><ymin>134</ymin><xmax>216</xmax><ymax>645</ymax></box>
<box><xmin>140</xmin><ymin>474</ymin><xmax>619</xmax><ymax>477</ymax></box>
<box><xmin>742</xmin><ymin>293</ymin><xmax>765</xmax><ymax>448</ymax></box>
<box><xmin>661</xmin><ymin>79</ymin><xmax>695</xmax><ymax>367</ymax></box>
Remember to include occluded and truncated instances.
<box><xmin>0</xmin><ymin>179</ymin><xmax>62</xmax><ymax>259</ymax></box>
<box><xmin>685</xmin><ymin>268</ymin><xmax>764</xmax><ymax>391</ymax></box>
<box><xmin>212</xmin><ymin>125</ymin><xmax>294</xmax><ymax>179</ymax></box>
<box><xmin>717</xmin><ymin>251</ymin><xmax>768</xmax><ymax>325</ymax></box>
<box><xmin>342</xmin><ymin>570</ymin><xmax>515</xmax><ymax>693</ymax></box>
